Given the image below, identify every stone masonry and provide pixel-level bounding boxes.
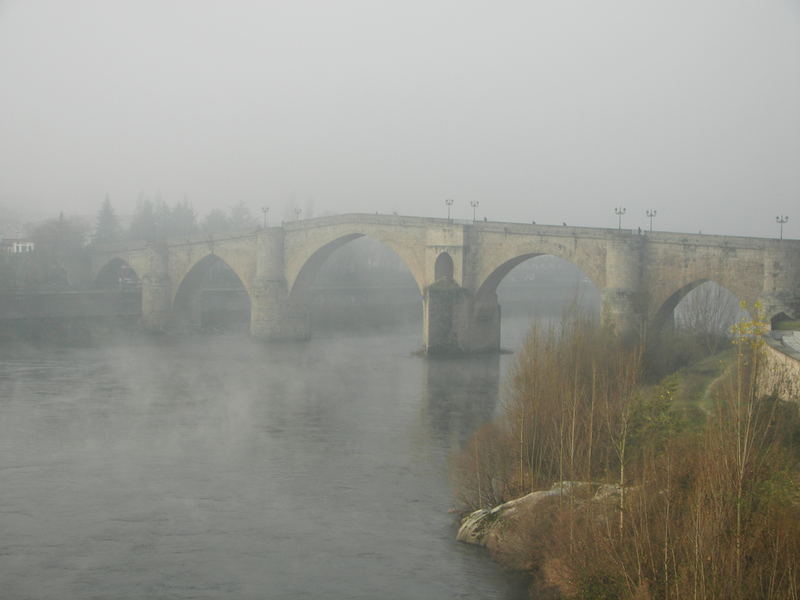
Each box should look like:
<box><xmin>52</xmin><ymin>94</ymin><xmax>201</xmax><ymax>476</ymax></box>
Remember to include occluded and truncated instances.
<box><xmin>88</xmin><ymin>214</ymin><xmax>800</xmax><ymax>354</ymax></box>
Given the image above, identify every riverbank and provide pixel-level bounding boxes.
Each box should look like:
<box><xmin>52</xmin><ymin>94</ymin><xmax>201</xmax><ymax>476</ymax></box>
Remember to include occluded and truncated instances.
<box><xmin>452</xmin><ymin>318</ymin><xmax>800</xmax><ymax>599</ymax></box>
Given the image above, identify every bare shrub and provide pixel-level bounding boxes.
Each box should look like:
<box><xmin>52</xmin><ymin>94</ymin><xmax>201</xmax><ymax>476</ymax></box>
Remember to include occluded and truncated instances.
<box><xmin>674</xmin><ymin>281</ymin><xmax>747</xmax><ymax>354</ymax></box>
<box><xmin>503</xmin><ymin>314</ymin><xmax>642</xmax><ymax>497</ymax></box>
<box><xmin>451</xmin><ymin>421</ymin><xmax>516</xmax><ymax>509</ymax></box>
<box><xmin>455</xmin><ymin>305</ymin><xmax>800</xmax><ymax>599</ymax></box>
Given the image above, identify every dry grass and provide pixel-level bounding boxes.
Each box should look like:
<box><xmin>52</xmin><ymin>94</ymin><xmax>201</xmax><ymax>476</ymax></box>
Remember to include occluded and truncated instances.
<box><xmin>454</xmin><ymin>311</ymin><xmax>800</xmax><ymax>599</ymax></box>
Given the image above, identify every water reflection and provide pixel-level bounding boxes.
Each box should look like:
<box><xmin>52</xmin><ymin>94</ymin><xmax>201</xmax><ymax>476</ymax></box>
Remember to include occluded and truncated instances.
<box><xmin>423</xmin><ymin>354</ymin><xmax>501</xmax><ymax>447</ymax></box>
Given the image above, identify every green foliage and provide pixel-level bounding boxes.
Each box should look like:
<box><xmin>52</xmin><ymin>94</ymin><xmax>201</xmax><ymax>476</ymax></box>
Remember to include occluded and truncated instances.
<box><xmin>167</xmin><ymin>200</ymin><xmax>197</xmax><ymax>237</ymax></box>
<box><xmin>128</xmin><ymin>199</ymin><xmax>158</xmax><ymax>240</ymax></box>
<box><xmin>228</xmin><ymin>201</ymin><xmax>257</xmax><ymax>230</ymax></box>
<box><xmin>200</xmin><ymin>203</ymin><xmax>258</xmax><ymax>234</ymax></box>
<box><xmin>20</xmin><ymin>214</ymin><xmax>89</xmax><ymax>290</ymax></box>
<box><xmin>127</xmin><ymin>200</ymin><xmax>260</xmax><ymax>240</ymax></box>
<box><xmin>92</xmin><ymin>197</ymin><xmax>121</xmax><ymax>245</ymax></box>
<box><xmin>127</xmin><ymin>198</ymin><xmax>199</xmax><ymax>240</ymax></box>
<box><xmin>202</xmin><ymin>208</ymin><xmax>232</xmax><ymax>233</ymax></box>
<box><xmin>628</xmin><ymin>375</ymin><xmax>685</xmax><ymax>452</ymax></box>
<box><xmin>730</xmin><ymin>300</ymin><xmax>770</xmax><ymax>348</ymax></box>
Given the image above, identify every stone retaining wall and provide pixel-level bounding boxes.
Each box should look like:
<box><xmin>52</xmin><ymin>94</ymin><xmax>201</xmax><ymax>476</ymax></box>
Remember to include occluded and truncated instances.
<box><xmin>760</xmin><ymin>334</ymin><xmax>800</xmax><ymax>403</ymax></box>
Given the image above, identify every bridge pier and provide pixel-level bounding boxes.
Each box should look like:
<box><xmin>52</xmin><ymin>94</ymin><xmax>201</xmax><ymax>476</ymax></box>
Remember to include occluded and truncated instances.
<box><xmin>250</xmin><ymin>229</ymin><xmax>310</xmax><ymax>341</ymax></box>
<box><xmin>601</xmin><ymin>236</ymin><xmax>645</xmax><ymax>340</ymax></box>
<box><xmin>250</xmin><ymin>281</ymin><xmax>310</xmax><ymax>341</ymax></box>
<box><xmin>423</xmin><ymin>282</ymin><xmax>500</xmax><ymax>354</ymax></box>
<box><xmin>140</xmin><ymin>244</ymin><xmax>171</xmax><ymax>333</ymax></box>
<box><xmin>466</xmin><ymin>294</ymin><xmax>502</xmax><ymax>353</ymax></box>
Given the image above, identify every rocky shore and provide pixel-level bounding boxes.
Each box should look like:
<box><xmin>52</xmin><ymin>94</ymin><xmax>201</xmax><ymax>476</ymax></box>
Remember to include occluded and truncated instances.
<box><xmin>457</xmin><ymin>481</ymin><xmax>623</xmax><ymax>597</ymax></box>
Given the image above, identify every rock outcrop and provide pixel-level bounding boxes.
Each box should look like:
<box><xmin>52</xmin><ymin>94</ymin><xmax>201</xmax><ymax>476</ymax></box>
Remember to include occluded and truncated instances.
<box><xmin>457</xmin><ymin>481</ymin><xmax>621</xmax><ymax>547</ymax></box>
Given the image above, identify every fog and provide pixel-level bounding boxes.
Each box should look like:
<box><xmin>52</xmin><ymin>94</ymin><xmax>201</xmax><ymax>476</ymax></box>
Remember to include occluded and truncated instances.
<box><xmin>0</xmin><ymin>331</ymin><xmax>530</xmax><ymax>599</ymax></box>
<box><xmin>1</xmin><ymin>1</ymin><xmax>798</xmax><ymax>237</ymax></box>
<box><xmin>0</xmin><ymin>225</ymin><xmax>598</xmax><ymax>598</ymax></box>
<box><xmin>0</xmin><ymin>2</ymin><xmax>797</xmax><ymax>597</ymax></box>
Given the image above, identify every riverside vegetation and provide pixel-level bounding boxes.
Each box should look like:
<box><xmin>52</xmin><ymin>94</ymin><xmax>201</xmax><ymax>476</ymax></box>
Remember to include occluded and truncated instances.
<box><xmin>453</xmin><ymin>304</ymin><xmax>800</xmax><ymax>599</ymax></box>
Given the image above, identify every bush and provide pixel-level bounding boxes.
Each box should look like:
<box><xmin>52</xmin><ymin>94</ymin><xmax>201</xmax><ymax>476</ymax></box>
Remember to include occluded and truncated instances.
<box><xmin>454</xmin><ymin>308</ymin><xmax>800</xmax><ymax>599</ymax></box>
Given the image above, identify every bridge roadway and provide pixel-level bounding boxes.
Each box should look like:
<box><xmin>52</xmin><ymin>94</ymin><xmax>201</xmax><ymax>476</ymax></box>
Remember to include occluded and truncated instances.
<box><xmin>85</xmin><ymin>213</ymin><xmax>800</xmax><ymax>354</ymax></box>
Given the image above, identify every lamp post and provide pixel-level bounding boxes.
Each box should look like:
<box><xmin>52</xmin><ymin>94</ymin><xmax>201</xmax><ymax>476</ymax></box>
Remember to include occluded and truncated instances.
<box><xmin>646</xmin><ymin>209</ymin><xmax>657</xmax><ymax>232</ymax></box>
<box><xmin>262</xmin><ymin>206</ymin><xmax>269</xmax><ymax>228</ymax></box>
<box><xmin>470</xmin><ymin>200</ymin><xmax>479</xmax><ymax>223</ymax></box>
<box><xmin>776</xmin><ymin>215</ymin><xmax>789</xmax><ymax>240</ymax></box>
<box><xmin>294</xmin><ymin>208</ymin><xmax>302</xmax><ymax>221</ymax></box>
<box><xmin>614</xmin><ymin>207</ymin><xmax>626</xmax><ymax>230</ymax></box>
<box><xmin>445</xmin><ymin>198</ymin><xmax>454</xmax><ymax>222</ymax></box>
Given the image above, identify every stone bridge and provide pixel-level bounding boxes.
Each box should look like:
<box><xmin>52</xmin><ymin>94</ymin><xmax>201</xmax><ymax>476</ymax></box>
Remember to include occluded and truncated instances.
<box><xmin>88</xmin><ymin>214</ymin><xmax>800</xmax><ymax>354</ymax></box>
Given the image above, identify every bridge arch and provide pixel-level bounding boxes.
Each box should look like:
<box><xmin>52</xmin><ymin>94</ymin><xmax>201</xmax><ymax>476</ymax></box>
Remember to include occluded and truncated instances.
<box><xmin>288</xmin><ymin>230</ymin><xmax>426</xmax><ymax>301</ymax></box>
<box><xmin>650</xmin><ymin>278</ymin><xmax>749</xmax><ymax>336</ymax></box>
<box><xmin>475</xmin><ymin>252</ymin><xmax>603</xmax><ymax>309</ymax></box>
<box><xmin>645</xmin><ymin>251</ymin><xmax>762</xmax><ymax>328</ymax></box>
<box><xmin>170</xmin><ymin>245</ymin><xmax>255</xmax><ymax>304</ymax></box>
<box><xmin>472</xmin><ymin>233</ymin><xmax>606</xmax><ymax>302</ymax></box>
<box><xmin>94</xmin><ymin>257</ymin><xmax>140</xmax><ymax>288</ymax></box>
<box><xmin>172</xmin><ymin>254</ymin><xmax>251</xmax><ymax>331</ymax></box>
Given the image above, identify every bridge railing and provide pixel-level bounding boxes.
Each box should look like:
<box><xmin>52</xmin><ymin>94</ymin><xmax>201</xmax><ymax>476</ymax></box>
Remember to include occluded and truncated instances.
<box><xmin>89</xmin><ymin>213</ymin><xmax>800</xmax><ymax>254</ymax></box>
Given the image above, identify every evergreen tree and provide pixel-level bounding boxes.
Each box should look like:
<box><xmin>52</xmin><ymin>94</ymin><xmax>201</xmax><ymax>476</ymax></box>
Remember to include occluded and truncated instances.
<box><xmin>28</xmin><ymin>214</ymin><xmax>90</xmax><ymax>290</ymax></box>
<box><xmin>128</xmin><ymin>199</ymin><xmax>158</xmax><ymax>241</ymax></box>
<box><xmin>202</xmin><ymin>208</ymin><xmax>232</xmax><ymax>233</ymax></box>
<box><xmin>92</xmin><ymin>197</ymin><xmax>121</xmax><ymax>245</ymax></box>
<box><xmin>229</xmin><ymin>201</ymin><xmax>257</xmax><ymax>231</ymax></box>
<box><xmin>168</xmin><ymin>200</ymin><xmax>198</xmax><ymax>236</ymax></box>
<box><xmin>153</xmin><ymin>199</ymin><xmax>171</xmax><ymax>238</ymax></box>
<box><xmin>128</xmin><ymin>198</ymin><xmax>199</xmax><ymax>239</ymax></box>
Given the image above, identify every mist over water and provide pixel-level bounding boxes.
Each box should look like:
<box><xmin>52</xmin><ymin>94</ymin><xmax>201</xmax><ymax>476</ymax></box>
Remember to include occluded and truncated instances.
<box><xmin>0</xmin><ymin>254</ymin><xmax>601</xmax><ymax>599</ymax></box>
<box><xmin>0</xmin><ymin>326</ymin><xmax>535</xmax><ymax>599</ymax></box>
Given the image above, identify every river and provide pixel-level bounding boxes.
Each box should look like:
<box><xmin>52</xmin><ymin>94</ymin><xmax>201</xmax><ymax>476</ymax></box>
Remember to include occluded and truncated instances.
<box><xmin>0</xmin><ymin>321</ymin><xmax>535</xmax><ymax>599</ymax></box>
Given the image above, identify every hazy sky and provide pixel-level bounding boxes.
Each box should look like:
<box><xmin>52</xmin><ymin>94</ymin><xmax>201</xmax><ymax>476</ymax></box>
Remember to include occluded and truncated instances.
<box><xmin>1</xmin><ymin>1</ymin><xmax>798</xmax><ymax>237</ymax></box>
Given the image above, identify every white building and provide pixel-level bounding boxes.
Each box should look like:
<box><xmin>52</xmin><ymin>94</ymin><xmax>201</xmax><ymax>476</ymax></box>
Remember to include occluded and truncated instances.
<box><xmin>1</xmin><ymin>238</ymin><xmax>35</xmax><ymax>253</ymax></box>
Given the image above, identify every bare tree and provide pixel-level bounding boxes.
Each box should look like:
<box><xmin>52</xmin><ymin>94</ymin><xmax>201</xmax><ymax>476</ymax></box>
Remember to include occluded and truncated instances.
<box><xmin>674</xmin><ymin>281</ymin><xmax>746</xmax><ymax>354</ymax></box>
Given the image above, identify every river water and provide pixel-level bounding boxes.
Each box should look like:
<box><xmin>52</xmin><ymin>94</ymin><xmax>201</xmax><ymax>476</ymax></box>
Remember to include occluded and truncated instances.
<box><xmin>0</xmin><ymin>322</ymin><xmax>534</xmax><ymax>599</ymax></box>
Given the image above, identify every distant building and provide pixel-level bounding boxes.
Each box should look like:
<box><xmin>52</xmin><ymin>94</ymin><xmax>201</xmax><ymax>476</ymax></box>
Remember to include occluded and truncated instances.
<box><xmin>1</xmin><ymin>238</ymin><xmax>35</xmax><ymax>254</ymax></box>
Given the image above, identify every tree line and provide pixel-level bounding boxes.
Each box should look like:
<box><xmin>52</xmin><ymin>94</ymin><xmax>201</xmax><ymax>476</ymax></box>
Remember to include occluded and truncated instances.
<box><xmin>0</xmin><ymin>199</ymin><xmax>395</xmax><ymax>292</ymax></box>
<box><xmin>93</xmin><ymin>197</ymin><xmax>260</xmax><ymax>244</ymax></box>
<box><xmin>0</xmin><ymin>199</ymin><xmax>261</xmax><ymax>292</ymax></box>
